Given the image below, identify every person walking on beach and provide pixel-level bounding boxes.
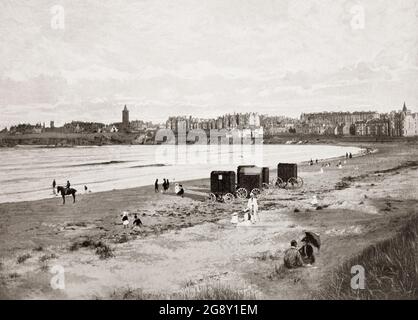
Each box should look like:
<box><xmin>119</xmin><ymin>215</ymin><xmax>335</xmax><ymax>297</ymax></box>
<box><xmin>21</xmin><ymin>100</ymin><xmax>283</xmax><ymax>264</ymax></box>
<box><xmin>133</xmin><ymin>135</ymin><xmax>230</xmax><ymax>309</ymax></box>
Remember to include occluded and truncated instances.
<box><xmin>349</xmin><ymin>152</ymin><xmax>353</xmax><ymax>159</ymax></box>
<box><xmin>52</xmin><ymin>179</ymin><xmax>56</xmax><ymax>195</ymax></box>
<box><xmin>346</xmin><ymin>152</ymin><xmax>349</xmax><ymax>159</ymax></box>
<box><xmin>154</xmin><ymin>179</ymin><xmax>159</xmax><ymax>193</ymax></box>
<box><xmin>166</xmin><ymin>179</ymin><xmax>170</xmax><ymax>191</ymax></box>
<box><xmin>162</xmin><ymin>179</ymin><xmax>167</xmax><ymax>193</ymax></box>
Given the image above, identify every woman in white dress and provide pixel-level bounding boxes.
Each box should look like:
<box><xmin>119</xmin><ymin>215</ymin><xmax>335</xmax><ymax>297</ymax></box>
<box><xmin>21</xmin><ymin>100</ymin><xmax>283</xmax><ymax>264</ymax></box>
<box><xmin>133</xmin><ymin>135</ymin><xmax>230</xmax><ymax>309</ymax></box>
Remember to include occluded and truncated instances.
<box><xmin>247</xmin><ymin>193</ymin><xmax>259</xmax><ymax>223</ymax></box>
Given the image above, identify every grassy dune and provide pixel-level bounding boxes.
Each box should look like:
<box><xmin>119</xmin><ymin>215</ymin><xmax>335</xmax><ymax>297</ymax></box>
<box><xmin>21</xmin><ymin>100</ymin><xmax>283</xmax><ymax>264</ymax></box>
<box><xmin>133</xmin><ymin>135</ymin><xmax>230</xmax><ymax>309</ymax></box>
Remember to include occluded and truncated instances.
<box><xmin>109</xmin><ymin>283</ymin><xmax>257</xmax><ymax>300</ymax></box>
<box><xmin>316</xmin><ymin>215</ymin><xmax>418</xmax><ymax>300</ymax></box>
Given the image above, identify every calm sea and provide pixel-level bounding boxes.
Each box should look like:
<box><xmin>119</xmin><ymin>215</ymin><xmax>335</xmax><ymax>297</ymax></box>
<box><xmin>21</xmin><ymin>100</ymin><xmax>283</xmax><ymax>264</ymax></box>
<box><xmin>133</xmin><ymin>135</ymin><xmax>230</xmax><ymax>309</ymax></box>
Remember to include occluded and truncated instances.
<box><xmin>0</xmin><ymin>144</ymin><xmax>361</xmax><ymax>203</ymax></box>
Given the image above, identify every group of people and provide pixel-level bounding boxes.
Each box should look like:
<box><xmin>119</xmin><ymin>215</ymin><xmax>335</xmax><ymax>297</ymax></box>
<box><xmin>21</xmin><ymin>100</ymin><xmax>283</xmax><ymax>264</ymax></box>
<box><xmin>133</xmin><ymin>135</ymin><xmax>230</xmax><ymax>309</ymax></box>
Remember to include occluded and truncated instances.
<box><xmin>283</xmin><ymin>236</ymin><xmax>317</xmax><ymax>269</ymax></box>
<box><xmin>154</xmin><ymin>178</ymin><xmax>185</xmax><ymax>197</ymax></box>
<box><xmin>309</xmin><ymin>159</ymin><xmax>319</xmax><ymax>166</ymax></box>
<box><xmin>311</xmin><ymin>152</ymin><xmax>352</xmax><ymax>168</ymax></box>
<box><xmin>154</xmin><ymin>178</ymin><xmax>170</xmax><ymax>193</ymax></box>
<box><xmin>121</xmin><ymin>211</ymin><xmax>143</xmax><ymax>230</ymax></box>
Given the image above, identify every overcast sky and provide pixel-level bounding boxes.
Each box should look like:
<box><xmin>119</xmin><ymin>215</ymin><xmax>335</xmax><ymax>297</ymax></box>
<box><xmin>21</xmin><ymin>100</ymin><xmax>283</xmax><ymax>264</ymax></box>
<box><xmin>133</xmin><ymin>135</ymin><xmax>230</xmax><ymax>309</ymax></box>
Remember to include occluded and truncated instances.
<box><xmin>0</xmin><ymin>0</ymin><xmax>417</xmax><ymax>127</ymax></box>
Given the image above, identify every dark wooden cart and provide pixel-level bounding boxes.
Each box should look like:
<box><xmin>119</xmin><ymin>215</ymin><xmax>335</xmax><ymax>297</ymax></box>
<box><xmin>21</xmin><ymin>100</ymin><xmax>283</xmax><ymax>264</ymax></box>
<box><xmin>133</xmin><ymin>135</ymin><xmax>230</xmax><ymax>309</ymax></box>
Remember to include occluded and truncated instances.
<box><xmin>274</xmin><ymin>163</ymin><xmax>303</xmax><ymax>189</ymax></box>
<box><xmin>236</xmin><ymin>166</ymin><xmax>263</xmax><ymax>199</ymax></box>
<box><xmin>208</xmin><ymin>171</ymin><xmax>236</xmax><ymax>203</ymax></box>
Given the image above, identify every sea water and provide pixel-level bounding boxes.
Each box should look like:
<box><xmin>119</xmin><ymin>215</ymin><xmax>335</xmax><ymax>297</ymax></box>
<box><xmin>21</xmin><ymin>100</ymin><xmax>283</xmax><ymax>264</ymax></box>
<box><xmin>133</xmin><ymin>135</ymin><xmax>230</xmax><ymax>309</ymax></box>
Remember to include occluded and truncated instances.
<box><xmin>0</xmin><ymin>144</ymin><xmax>361</xmax><ymax>203</ymax></box>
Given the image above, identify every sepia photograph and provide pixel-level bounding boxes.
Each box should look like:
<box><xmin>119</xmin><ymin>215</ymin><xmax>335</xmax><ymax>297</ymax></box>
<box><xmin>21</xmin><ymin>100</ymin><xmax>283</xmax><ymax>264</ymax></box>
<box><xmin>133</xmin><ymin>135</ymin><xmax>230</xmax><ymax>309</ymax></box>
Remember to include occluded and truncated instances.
<box><xmin>0</xmin><ymin>0</ymin><xmax>417</xmax><ymax>311</ymax></box>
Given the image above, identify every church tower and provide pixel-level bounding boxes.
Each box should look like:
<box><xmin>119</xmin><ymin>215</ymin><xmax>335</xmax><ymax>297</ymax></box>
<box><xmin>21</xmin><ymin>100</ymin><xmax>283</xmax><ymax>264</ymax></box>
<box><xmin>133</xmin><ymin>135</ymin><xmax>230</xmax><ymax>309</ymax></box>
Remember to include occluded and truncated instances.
<box><xmin>122</xmin><ymin>105</ymin><xmax>129</xmax><ymax>131</ymax></box>
<box><xmin>402</xmin><ymin>102</ymin><xmax>407</xmax><ymax>113</ymax></box>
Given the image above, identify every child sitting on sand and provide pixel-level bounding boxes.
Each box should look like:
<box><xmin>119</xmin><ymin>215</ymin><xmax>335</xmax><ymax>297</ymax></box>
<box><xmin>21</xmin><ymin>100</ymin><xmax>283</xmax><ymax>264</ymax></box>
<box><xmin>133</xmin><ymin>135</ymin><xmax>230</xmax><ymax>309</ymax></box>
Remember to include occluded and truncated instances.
<box><xmin>132</xmin><ymin>214</ymin><xmax>143</xmax><ymax>227</ymax></box>
<box><xmin>132</xmin><ymin>214</ymin><xmax>143</xmax><ymax>232</ymax></box>
<box><xmin>175</xmin><ymin>183</ymin><xmax>184</xmax><ymax>198</ymax></box>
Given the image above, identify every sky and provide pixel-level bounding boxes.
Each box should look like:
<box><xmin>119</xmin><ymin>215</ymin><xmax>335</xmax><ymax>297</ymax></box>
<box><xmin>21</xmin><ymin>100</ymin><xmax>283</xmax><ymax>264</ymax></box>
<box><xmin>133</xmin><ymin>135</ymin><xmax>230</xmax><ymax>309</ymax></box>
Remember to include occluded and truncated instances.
<box><xmin>0</xmin><ymin>0</ymin><xmax>417</xmax><ymax>127</ymax></box>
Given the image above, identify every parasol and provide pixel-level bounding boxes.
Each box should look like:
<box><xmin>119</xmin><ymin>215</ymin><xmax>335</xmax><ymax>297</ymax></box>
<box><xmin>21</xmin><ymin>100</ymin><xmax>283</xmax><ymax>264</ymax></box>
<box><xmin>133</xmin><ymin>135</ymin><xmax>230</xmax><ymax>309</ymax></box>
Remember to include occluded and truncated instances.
<box><xmin>302</xmin><ymin>231</ymin><xmax>321</xmax><ymax>250</ymax></box>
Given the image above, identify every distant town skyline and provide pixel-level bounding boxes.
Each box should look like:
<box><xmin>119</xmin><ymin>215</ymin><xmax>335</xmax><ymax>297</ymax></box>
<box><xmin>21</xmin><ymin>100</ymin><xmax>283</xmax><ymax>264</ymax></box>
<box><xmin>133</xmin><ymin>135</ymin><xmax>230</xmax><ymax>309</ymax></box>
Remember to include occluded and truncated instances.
<box><xmin>1</xmin><ymin>0</ymin><xmax>417</xmax><ymax>128</ymax></box>
<box><xmin>1</xmin><ymin>102</ymin><xmax>415</xmax><ymax>129</ymax></box>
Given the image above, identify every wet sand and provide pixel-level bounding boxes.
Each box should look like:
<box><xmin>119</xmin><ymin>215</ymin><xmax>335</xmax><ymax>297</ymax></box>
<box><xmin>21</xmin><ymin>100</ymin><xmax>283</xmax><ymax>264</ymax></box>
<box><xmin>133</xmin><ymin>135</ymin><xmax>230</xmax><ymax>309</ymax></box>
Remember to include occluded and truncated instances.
<box><xmin>0</xmin><ymin>141</ymin><xmax>417</xmax><ymax>299</ymax></box>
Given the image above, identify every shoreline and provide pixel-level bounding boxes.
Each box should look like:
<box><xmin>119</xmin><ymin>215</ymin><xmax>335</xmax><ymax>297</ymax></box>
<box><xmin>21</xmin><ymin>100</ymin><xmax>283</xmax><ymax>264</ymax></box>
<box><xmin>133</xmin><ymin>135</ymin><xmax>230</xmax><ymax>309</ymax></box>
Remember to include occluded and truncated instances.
<box><xmin>1</xmin><ymin>131</ymin><xmax>417</xmax><ymax>148</ymax></box>
<box><xmin>0</xmin><ymin>143</ymin><xmax>367</xmax><ymax>205</ymax></box>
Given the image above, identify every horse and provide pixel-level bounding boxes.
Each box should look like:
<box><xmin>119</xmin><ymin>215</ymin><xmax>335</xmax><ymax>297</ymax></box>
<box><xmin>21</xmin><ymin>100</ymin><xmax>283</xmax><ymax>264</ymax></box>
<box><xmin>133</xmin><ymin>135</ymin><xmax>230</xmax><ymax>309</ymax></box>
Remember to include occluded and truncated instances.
<box><xmin>57</xmin><ymin>186</ymin><xmax>77</xmax><ymax>204</ymax></box>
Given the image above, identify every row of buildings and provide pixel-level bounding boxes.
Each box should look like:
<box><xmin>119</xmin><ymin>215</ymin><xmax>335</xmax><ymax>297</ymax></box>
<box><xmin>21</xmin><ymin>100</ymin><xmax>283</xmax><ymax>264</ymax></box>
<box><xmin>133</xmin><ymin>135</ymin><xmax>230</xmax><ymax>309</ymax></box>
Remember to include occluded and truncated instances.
<box><xmin>165</xmin><ymin>112</ymin><xmax>261</xmax><ymax>132</ymax></box>
<box><xmin>164</xmin><ymin>113</ymin><xmax>264</xmax><ymax>142</ymax></box>
<box><xmin>259</xmin><ymin>115</ymin><xmax>298</xmax><ymax>135</ymax></box>
<box><xmin>298</xmin><ymin>103</ymin><xmax>418</xmax><ymax>137</ymax></box>
<box><xmin>3</xmin><ymin>102</ymin><xmax>417</xmax><ymax>138</ymax></box>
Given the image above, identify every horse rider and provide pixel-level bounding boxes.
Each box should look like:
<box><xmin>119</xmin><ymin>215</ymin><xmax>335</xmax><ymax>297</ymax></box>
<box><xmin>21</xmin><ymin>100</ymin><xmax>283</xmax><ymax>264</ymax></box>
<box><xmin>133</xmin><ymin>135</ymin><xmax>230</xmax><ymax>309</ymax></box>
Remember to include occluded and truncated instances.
<box><xmin>66</xmin><ymin>180</ymin><xmax>71</xmax><ymax>189</ymax></box>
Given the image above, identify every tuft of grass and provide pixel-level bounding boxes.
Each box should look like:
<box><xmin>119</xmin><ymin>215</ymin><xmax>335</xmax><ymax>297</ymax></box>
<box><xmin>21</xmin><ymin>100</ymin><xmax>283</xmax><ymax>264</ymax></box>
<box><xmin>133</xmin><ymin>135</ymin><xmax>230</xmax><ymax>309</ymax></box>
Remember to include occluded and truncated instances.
<box><xmin>114</xmin><ymin>234</ymin><xmax>129</xmax><ymax>244</ymax></box>
<box><xmin>110</xmin><ymin>287</ymin><xmax>164</xmax><ymax>300</ymax></box>
<box><xmin>335</xmin><ymin>181</ymin><xmax>350</xmax><ymax>190</ymax></box>
<box><xmin>315</xmin><ymin>215</ymin><xmax>418</xmax><ymax>300</ymax></box>
<box><xmin>109</xmin><ymin>283</ymin><xmax>257</xmax><ymax>300</ymax></box>
<box><xmin>267</xmin><ymin>263</ymin><xmax>288</xmax><ymax>280</ymax></box>
<box><xmin>16</xmin><ymin>253</ymin><xmax>31</xmax><ymax>264</ymax></box>
<box><xmin>177</xmin><ymin>283</ymin><xmax>257</xmax><ymax>300</ymax></box>
<box><xmin>69</xmin><ymin>238</ymin><xmax>97</xmax><ymax>251</ymax></box>
<box><xmin>33</xmin><ymin>245</ymin><xmax>44</xmax><ymax>252</ymax></box>
<box><xmin>182</xmin><ymin>279</ymin><xmax>196</xmax><ymax>288</ymax></box>
<box><xmin>39</xmin><ymin>253</ymin><xmax>57</xmax><ymax>263</ymax></box>
<box><xmin>69</xmin><ymin>238</ymin><xmax>114</xmax><ymax>259</ymax></box>
<box><xmin>95</xmin><ymin>244</ymin><xmax>114</xmax><ymax>260</ymax></box>
<box><xmin>9</xmin><ymin>272</ymin><xmax>20</xmax><ymax>279</ymax></box>
<box><xmin>66</xmin><ymin>221</ymin><xmax>87</xmax><ymax>228</ymax></box>
<box><xmin>254</xmin><ymin>251</ymin><xmax>278</xmax><ymax>261</ymax></box>
<box><xmin>39</xmin><ymin>261</ymin><xmax>49</xmax><ymax>272</ymax></box>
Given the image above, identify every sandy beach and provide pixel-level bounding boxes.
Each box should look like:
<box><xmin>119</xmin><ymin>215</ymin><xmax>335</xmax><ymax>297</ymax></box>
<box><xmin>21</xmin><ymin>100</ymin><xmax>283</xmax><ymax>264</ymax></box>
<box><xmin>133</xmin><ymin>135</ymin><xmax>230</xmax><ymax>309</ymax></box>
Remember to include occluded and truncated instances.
<box><xmin>0</xmin><ymin>141</ymin><xmax>417</xmax><ymax>299</ymax></box>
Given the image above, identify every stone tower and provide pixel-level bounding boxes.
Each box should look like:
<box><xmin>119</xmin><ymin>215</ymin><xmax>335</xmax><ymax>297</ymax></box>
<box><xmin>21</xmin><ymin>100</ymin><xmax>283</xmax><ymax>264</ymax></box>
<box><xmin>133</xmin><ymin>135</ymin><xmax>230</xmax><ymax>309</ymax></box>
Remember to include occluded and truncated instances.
<box><xmin>122</xmin><ymin>105</ymin><xmax>129</xmax><ymax>131</ymax></box>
